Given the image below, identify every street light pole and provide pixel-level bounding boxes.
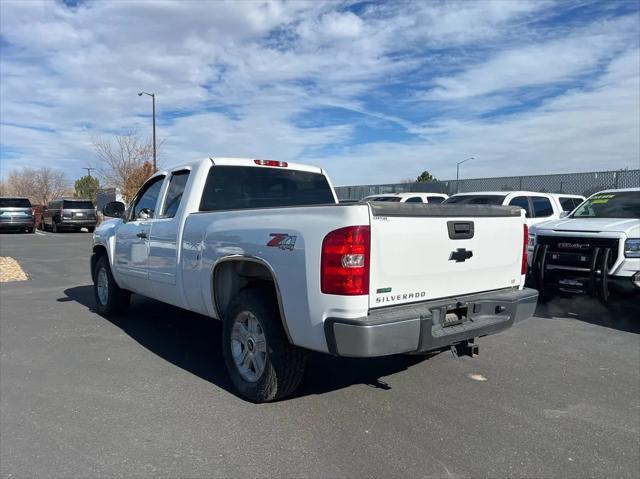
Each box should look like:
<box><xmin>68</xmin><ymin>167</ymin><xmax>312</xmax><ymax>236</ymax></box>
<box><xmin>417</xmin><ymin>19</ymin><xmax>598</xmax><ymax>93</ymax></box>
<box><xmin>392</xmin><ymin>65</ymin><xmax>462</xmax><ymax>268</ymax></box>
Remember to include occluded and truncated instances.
<box><xmin>138</xmin><ymin>91</ymin><xmax>156</xmax><ymax>172</ymax></box>
<box><xmin>456</xmin><ymin>157</ymin><xmax>474</xmax><ymax>193</ymax></box>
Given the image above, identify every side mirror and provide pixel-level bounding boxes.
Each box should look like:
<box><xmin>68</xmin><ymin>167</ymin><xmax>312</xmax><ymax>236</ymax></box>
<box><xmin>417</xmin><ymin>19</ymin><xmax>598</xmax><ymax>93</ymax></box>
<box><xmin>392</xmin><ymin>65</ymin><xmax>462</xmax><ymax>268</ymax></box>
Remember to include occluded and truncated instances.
<box><xmin>102</xmin><ymin>201</ymin><xmax>125</xmax><ymax>218</ymax></box>
<box><xmin>559</xmin><ymin>211</ymin><xmax>569</xmax><ymax>218</ymax></box>
<box><xmin>137</xmin><ymin>208</ymin><xmax>153</xmax><ymax>220</ymax></box>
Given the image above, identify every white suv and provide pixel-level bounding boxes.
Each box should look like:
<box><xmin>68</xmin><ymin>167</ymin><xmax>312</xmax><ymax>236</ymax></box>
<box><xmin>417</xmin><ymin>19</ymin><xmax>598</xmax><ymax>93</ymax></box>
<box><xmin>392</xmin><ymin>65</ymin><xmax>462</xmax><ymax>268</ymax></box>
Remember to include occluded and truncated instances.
<box><xmin>444</xmin><ymin>191</ymin><xmax>585</xmax><ymax>227</ymax></box>
<box><xmin>528</xmin><ymin>188</ymin><xmax>640</xmax><ymax>300</ymax></box>
<box><xmin>362</xmin><ymin>192</ymin><xmax>449</xmax><ymax>204</ymax></box>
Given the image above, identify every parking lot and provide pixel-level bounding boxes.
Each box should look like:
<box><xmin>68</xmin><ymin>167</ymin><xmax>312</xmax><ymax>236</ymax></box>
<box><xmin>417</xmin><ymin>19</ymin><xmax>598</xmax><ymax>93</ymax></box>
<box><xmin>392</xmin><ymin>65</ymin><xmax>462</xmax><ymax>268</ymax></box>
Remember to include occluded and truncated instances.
<box><xmin>1</xmin><ymin>231</ymin><xmax>639</xmax><ymax>478</ymax></box>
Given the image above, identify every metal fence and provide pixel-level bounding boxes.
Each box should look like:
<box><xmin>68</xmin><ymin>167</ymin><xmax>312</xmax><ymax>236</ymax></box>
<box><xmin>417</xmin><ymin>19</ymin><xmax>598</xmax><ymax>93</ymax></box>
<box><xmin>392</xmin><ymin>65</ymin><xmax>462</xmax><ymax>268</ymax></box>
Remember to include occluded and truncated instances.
<box><xmin>334</xmin><ymin>169</ymin><xmax>640</xmax><ymax>200</ymax></box>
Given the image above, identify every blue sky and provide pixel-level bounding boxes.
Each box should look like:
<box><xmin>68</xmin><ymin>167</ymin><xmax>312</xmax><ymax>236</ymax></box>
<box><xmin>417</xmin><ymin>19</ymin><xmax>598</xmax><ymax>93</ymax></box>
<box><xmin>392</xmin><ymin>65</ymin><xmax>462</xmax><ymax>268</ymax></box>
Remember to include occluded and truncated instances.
<box><xmin>1</xmin><ymin>0</ymin><xmax>639</xmax><ymax>185</ymax></box>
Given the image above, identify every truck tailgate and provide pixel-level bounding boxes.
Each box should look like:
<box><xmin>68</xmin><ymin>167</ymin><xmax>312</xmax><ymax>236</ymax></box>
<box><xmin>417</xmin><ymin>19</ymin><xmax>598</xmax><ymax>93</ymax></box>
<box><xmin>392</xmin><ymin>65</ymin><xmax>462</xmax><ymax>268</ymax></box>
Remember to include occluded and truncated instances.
<box><xmin>368</xmin><ymin>203</ymin><xmax>525</xmax><ymax>309</ymax></box>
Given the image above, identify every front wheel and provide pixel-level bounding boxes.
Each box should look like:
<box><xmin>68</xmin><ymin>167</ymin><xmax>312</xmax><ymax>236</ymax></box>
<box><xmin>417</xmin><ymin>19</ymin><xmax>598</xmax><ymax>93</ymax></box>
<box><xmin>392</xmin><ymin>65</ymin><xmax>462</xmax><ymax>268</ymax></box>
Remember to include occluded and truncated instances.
<box><xmin>223</xmin><ymin>286</ymin><xmax>307</xmax><ymax>403</ymax></box>
<box><xmin>93</xmin><ymin>256</ymin><xmax>130</xmax><ymax>315</ymax></box>
<box><xmin>87</xmin><ymin>226</ymin><xmax>95</xmax><ymax>233</ymax></box>
<box><xmin>52</xmin><ymin>220</ymin><xmax>59</xmax><ymax>233</ymax></box>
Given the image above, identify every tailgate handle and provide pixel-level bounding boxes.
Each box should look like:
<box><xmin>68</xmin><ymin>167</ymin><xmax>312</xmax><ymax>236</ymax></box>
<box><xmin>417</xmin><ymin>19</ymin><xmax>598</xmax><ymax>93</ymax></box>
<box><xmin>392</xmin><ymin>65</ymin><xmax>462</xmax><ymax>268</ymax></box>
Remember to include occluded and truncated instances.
<box><xmin>447</xmin><ymin>221</ymin><xmax>474</xmax><ymax>240</ymax></box>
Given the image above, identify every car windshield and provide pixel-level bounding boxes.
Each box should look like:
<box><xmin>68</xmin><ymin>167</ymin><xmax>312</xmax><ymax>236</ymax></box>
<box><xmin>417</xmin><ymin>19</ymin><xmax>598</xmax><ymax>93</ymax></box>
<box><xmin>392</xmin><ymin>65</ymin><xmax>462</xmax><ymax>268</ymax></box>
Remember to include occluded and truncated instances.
<box><xmin>571</xmin><ymin>191</ymin><xmax>640</xmax><ymax>219</ymax></box>
<box><xmin>62</xmin><ymin>200</ymin><xmax>94</xmax><ymax>209</ymax></box>
<box><xmin>0</xmin><ymin>198</ymin><xmax>31</xmax><ymax>208</ymax></box>
<box><xmin>444</xmin><ymin>195</ymin><xmax>506</xmax><ymax>205</ymax></box>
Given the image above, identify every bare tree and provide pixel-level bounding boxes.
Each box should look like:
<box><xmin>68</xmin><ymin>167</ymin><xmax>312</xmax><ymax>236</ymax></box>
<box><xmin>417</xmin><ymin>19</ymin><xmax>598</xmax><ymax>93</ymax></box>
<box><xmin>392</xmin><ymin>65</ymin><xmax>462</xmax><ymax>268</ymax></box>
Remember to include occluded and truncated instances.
<box><xmin>93</xmin><ymin>131</ymin><xmax>162</xmax><ymax>202</ymax></box>
<box><xmin>0</xmin><ymin>167</ymin><xmax>70</xmax><ymax>205</ymax></box>
<box><xmin>123</xmin><ymin>161</ymin><xmax>155</xmax><ymax>202</ymax></box>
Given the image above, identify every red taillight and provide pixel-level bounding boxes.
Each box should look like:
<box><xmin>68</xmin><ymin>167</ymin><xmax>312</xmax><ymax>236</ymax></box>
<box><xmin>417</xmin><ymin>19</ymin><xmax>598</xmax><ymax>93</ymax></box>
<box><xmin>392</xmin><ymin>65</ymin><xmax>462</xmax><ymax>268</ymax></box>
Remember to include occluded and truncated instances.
<box><xmin>521</xmin><ymin>224</ymin><xmax>528</xmax><ymax>275</ymax></box>
<box><xmin>254</xmin><ymin>159</ymin><xmax>288</xmax><ymax>167</ymax></box>
<box><xmin>321</xmin><ymin>226</ymin><xmax>370</xmax><ymax>295</ymax></box>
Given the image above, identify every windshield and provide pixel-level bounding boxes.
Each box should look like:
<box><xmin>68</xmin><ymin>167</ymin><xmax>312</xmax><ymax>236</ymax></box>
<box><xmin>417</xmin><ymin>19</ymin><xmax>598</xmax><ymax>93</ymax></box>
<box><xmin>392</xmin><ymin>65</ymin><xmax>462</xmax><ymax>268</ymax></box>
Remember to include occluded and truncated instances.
<box><xmin>444</xmin><ymin>195</ymin><xmax>506</xmax><ymax>205</ymax></box>
<box><xmin>572</xmin><ymin>191</ymin><xmax>640</xmax><ymax>219</ymax></box>
<box><xmin>0</xmin><ymin>198</ymin><xmax>31</xmax><ymax>208</ymax></box>
<box><xmin>62</xmin><ymin>200</ymin><xmax>94</xmax><ymax>210</ymax></box>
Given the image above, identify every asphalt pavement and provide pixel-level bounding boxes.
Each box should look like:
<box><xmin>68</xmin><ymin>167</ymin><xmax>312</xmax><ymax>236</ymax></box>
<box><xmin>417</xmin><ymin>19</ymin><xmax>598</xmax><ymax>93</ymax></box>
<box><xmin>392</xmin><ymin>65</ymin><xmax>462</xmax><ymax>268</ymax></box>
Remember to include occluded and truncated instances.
<box><xmin>1</xmin><ymin>231</ymin><xmax>639</xmax><ymax>478</ymax></box>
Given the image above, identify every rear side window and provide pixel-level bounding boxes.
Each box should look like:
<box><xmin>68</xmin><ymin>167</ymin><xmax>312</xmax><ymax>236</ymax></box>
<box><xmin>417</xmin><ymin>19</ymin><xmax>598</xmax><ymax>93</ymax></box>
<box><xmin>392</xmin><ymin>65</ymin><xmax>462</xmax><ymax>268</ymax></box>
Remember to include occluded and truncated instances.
<box><xmin>404</xmin><ymin>196</ymin><xmax>423</xmax><ymax>203</ymax></box>
<box><xmin>62</xmin><ymin>200</ymin><xmax>93</xmax><ymax>210</ymax></box>
<box><xmin>531</xmin><ymin>196</ymin><xmax>554</xmax><ymax>217</ymax></box>
<box><xmin>200</xmin><ymin>166</ymin><xmax>335</xmax><ymax>211</ymax></box>
<box><xmin>162</xmin><ymin>170</ymin><xmax>190</xmax><ymax>218</ymax></box>
<box><xmin>444</xmin><ymin>195</ymin><xmax>506</xmax><ymax>205</ymax></box>
<box><xmin>427</xmin><ymin>196</ymin><xmax>445</xmax><ymax>204</ymax></box>
<box><xmin>368</xmin><ymin>196</ymin><xmax>401</xmax><ymax>202</ymax></box>
<box><xmin>509</xmin><ymin>196</ymin><xmax>531</xmax><ymax>217</ymax></box>
<box><xmin>559</xmin><ymin>197</ymin><xmax>581</xmax><ymax>211</ymax></box>
<box><xmin>0</xmin><ymin>198</ymin><xmax>31</xmax><ymax>208</ymax></box>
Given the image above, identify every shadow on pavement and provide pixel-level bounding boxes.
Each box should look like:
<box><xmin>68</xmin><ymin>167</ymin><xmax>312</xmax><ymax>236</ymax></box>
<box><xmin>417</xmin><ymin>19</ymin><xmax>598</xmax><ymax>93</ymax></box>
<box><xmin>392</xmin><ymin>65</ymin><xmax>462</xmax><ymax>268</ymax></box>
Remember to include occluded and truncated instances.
<box><xmin>534</xmin><ymin>294</ymin><xmax>640</xmax><ymax>334</ymax></box>
<box><xmin>62</xmin><ymin>285</ymin><xmax>430</xmax><ymax>400</ymax></box>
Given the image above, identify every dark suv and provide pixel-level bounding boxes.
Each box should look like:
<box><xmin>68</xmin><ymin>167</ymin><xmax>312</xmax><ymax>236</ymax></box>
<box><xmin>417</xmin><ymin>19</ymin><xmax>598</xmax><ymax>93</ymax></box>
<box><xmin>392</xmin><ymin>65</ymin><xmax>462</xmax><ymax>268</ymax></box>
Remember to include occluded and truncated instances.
<box><xmin>43</xmin><ymin>198</ymin><xmax>97</xmax><ymax>233</ymax></box>
<box><xmin>0</xmin><ymin>197</ymin><xmax>35</xmax><ymax>233</ymax></box>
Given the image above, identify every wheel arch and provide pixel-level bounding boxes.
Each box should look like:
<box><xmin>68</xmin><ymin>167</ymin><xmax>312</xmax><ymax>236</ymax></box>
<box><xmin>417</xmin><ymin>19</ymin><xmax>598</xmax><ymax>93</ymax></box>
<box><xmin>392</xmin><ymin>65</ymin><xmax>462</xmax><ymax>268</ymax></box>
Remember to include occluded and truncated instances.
<box><xmin>91</xmin><ymin>244</ymin><xmax>108</xmax><ymax>281</ymax></box>
<box><xmin>212</xmin><ymin>256</ymin><xmax>293</xmax><ymax>342</ymax></box>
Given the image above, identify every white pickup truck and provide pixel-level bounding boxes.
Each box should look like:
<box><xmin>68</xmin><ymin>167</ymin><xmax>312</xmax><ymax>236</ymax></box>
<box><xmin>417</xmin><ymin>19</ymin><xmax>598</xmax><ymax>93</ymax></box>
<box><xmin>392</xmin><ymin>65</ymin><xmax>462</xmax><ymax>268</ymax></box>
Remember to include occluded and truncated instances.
<box><xmin>528</xmin><ymin>188</ymin><xmax>640</xmax><ymax>300</ymax></box>
<box><xmin>92</xmin><ymin>158</ymin><xmax>538</xmax><ymax>402</ymax></box>
<box><xmin>444</xmin><ymin>191</ymin><xmax>586</xmax><ymax>227</ymax></box>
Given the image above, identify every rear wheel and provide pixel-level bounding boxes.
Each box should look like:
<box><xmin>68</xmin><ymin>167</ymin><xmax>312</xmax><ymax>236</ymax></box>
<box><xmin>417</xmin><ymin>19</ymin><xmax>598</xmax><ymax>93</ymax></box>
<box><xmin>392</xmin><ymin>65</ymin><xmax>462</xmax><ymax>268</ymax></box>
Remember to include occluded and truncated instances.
<box><xmin>222</xmin><ymin>286</ymin><xmax>307</xmax><ymax>403</ymax></box>
<box><xmin>93</xmin><ymin>255</ymin><xmax>130</xmax><ymax>315</ymax></box>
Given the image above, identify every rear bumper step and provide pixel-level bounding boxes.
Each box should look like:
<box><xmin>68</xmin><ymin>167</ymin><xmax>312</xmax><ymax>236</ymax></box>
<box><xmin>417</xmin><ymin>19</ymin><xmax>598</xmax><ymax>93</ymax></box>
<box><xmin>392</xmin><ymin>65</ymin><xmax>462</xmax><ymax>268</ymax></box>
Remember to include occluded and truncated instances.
<box><xmin>324</xmin><ymin>288</ymin><xmax>538</xmax><ymax>357</ymax></box>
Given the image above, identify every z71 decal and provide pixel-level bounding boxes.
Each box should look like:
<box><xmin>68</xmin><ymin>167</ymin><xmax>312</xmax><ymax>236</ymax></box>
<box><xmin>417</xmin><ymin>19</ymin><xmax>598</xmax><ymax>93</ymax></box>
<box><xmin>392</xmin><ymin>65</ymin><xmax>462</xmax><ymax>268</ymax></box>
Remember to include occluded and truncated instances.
<box><xmin>267</xmin><ymin>233</ymin><xmax>297</xmax><ymax>251</ymax></box>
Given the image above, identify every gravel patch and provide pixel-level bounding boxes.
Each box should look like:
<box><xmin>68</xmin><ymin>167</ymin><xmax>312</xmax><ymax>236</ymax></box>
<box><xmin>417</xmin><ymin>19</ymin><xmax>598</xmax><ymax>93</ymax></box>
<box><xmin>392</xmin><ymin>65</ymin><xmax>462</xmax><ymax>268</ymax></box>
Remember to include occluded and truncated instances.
<box><xmin>0</xmin><ymin>257</ymin><xmax>28</xmax><ymax>282</ymax></box>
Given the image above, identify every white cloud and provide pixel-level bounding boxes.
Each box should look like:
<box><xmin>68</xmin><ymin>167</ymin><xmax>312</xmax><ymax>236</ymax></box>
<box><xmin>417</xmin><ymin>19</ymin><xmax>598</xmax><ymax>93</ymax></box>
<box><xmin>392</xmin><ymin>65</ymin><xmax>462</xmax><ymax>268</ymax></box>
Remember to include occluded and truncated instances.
<box><xmin>312</xmin><ymin>48</ymin><xmax>640</xmax><ymax>185</ymax></box>
<box><xmin>424</xmin><ymin>14</ymin><xmax>638</xmax><ymax>100</ymax></box>
<box><xmin>0</xmin><ymin>0</ymin><xmax>638</xmax><ymax>186</ymax></box>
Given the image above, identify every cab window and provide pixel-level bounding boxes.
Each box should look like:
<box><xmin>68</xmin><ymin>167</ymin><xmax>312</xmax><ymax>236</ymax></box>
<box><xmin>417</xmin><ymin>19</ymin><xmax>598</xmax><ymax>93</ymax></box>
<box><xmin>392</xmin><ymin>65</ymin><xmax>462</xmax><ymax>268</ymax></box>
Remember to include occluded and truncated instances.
<box><xmin>130</xmin><ymin>176</ymin><xmax>165</xmax><ymax>220</ymax></box>
<box><xmin>531</xmin><ymin>196</ymin><xmax>554</xmax><ymax>217</ymax></box>
<box><xmin>509</xmin><ymin>196</ymin><xmax>531</xmax><ymax>217</ymax></box>
<box><xmin>427</xmin><ymin>196</ymin><xmax>445</xmax><ymax>204</ymax></box>
<box><xmin>404</xmin><ymin>196</ymin><xmax>423</xmax><ymax>203</ymax></box>
<box><xmin>161</xmin><ymin>170</ymin><xmax>190</xmax><ymax>218</ymax></box>
<box><xmin>559</xmin><ymin>197</ymin><xmax>581</xmax><ymax>211</ymax></box>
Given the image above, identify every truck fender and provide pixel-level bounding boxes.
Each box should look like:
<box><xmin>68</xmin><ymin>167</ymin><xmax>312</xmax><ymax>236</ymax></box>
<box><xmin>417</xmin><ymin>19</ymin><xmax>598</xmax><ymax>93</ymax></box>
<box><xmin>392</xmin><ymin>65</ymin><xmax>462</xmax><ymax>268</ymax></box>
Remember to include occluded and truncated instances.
<box><xmin>211</xmin><ymin>255</ymin><xmax>293</xmax><ymax>343</ymax></box>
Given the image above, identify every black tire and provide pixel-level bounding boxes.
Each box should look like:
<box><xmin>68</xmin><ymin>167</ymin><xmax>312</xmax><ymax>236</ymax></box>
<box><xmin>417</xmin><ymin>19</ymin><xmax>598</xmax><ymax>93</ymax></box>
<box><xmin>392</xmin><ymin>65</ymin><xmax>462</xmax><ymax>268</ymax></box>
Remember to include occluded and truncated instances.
<box><xmin>93</xmin><ymin>255</ymin><xmax>130</xmax><ymax>316</ymax></box>
<box><xmin>87</xmin><ymin>226</ymin><xmax>95</xmax><ymax>233</ymax></box>
<box><xmin>52</xmin><ymin>219</ymin><xmax>59</xmax><ymax>233</ymax></box>
<box><xmin>25</xmin><ymin>227</ymin><xmax>34</xmax><ymax>234</ymax></box>
<box><xmin>222</xmin><ymin>285</ymin><xmax>307</xmax><ymax>403</ymax></box>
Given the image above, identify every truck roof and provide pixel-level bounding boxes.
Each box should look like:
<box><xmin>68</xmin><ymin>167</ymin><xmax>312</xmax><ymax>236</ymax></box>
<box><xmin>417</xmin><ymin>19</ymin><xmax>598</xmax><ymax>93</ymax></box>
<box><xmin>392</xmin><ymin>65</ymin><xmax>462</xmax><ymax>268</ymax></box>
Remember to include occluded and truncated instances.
<box><xmin>450</xmin><ymin>191</ymin><xmax>584</xmax><ymax>198</ymax></box>
<box><xmin>592</xmin><ymin>187</ymin><xmax>640</xmax><ymax>194</ymax></box>
<box><xmin>158</xmin><ymin>157</ymin><xmax>325</xmax><ymax>176</ymax></box>
<box><xmin>365</xmin><ymin>192</ymin><xmax>448</xmax><ymax>198</ymax></box>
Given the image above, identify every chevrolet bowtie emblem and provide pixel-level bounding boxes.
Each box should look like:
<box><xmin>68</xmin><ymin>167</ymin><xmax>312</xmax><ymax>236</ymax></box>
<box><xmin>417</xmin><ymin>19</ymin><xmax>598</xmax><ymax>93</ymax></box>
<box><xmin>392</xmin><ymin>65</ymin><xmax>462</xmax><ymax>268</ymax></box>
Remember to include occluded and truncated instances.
<box><xmin>449</xmin><ymin>248</ymin><xmax>473</xmax><ymax>262</ymax></box>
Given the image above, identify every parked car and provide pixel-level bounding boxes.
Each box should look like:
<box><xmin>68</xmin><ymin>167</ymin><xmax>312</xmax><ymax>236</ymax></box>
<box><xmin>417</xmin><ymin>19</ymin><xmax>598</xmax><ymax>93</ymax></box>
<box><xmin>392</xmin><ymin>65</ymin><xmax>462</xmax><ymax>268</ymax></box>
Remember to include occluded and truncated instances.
<box><xmin>444</xmin><ymin>191</ymin><xmax>585</xmax><ymax>227</ymax></box>
<box><xmin>528</xmin><ymin>188</ymin><xmax>640</xmax><ymax>300</ymax></box>
<box><xmin>92</xmin><ymin>157</ymin><xmax>537</xmax><ymax>402</ymax></box>
<box><xmin>0</xmin><ymin>197</ymin><xmax>35</xmax><ymax>233</ymax></box>
<box><xmin>42</xmin><ymin>198</ymin><xmax>97</xmax><ymax>233</ymax></box>
<box><xmin>361</xmin><ymin>192</ymin><xmax>449</xmax><ymax>203</ymax></box>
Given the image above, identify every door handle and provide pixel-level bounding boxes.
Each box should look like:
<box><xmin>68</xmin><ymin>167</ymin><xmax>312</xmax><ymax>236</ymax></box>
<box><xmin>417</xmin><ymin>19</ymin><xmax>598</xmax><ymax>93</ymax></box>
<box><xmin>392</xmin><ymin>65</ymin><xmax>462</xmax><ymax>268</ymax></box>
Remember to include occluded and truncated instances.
<box><xmin>136</xmin><ymin>231</ymin><xmax>148</xmax><ymax>239</ymax></box>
